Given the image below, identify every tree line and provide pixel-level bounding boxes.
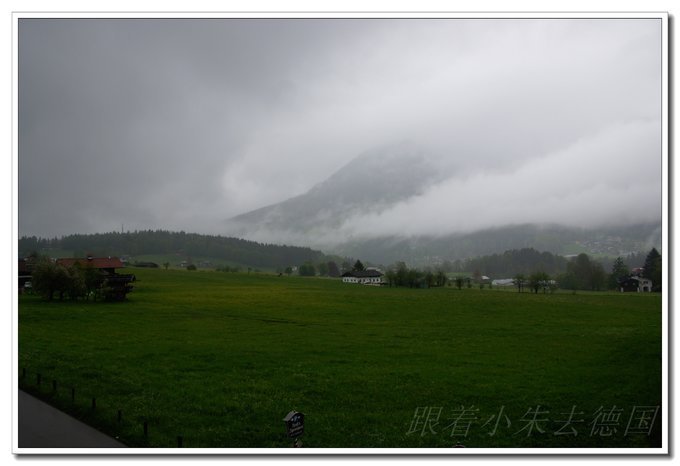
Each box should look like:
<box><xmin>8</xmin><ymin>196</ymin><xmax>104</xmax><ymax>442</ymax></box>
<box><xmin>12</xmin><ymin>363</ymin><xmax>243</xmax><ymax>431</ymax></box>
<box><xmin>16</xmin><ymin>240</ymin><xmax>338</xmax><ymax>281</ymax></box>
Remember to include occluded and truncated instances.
<box><xmin>513</xmin><ymin>248</ymin><xmax>662</xmax><ymax>293</ymax></box>
<box><xmin>377</xmin><ymin>248</ymin><xmax>662</xmax><ymax>293</ymax></box>
<box><xmin>383</xmin><ymin>262</ymin><xmax>447</xmax><ymax>288</ymax></box>
<box><xmin>454</xmin><ymin>248</ymin><xmax>568</xmax><ymax>278</ymax></box>
<box><xmin>19</xmin><ymin>230</ymin><xmax>334</xmax><ymax>270</ymax></box>
<box><xmin>290</xmin><ymin>247</ymin><xmax>663</xmax><ymax>293</ymax></box>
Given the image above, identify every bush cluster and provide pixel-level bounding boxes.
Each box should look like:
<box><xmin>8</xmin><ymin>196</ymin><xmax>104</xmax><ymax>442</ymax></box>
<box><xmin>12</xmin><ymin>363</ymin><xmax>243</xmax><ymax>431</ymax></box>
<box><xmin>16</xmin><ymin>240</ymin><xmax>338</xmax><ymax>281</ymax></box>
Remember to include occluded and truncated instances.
<box><xmin>30</xmin><ymin>258</ymin><xmax>132</xmax><ymax>301</ymax></box>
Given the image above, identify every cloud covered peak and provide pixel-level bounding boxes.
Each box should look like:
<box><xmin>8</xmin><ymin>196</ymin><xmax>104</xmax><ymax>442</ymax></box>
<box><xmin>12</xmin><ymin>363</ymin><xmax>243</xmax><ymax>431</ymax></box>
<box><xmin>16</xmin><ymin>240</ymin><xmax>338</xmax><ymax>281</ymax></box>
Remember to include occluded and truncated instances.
<box><xmin>18</xmin><ymin>18</ymin><xmax>662</xmax><ymax>240</ymax></box>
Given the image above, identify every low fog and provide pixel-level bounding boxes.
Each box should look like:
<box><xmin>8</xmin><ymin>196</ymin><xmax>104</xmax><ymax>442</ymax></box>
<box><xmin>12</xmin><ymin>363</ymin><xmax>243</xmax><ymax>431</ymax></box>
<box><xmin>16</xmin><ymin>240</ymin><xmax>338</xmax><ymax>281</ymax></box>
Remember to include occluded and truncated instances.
<box><xmin>19</xmin><ymin>18</ymin><xmax>662</xmax><ymax>241</ymax></box>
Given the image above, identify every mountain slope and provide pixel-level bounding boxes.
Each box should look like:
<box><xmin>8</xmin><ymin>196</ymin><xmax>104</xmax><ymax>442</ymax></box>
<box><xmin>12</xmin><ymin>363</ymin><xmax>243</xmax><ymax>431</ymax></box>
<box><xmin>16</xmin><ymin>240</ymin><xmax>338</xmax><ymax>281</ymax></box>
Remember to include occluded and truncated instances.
<box><xmin>328</xmin><ymin>222</ymin><xmax>662</xmax><ymax>266</ymax></box>
<box><xmin>226</xmin><ymin>142</ymin><xmax>450</xmax><ymax>237</ymax></box>
<box><xmin>225</xmin><ymin>143</ymin><xmax>662</xmax><ymax>265</ymax></box>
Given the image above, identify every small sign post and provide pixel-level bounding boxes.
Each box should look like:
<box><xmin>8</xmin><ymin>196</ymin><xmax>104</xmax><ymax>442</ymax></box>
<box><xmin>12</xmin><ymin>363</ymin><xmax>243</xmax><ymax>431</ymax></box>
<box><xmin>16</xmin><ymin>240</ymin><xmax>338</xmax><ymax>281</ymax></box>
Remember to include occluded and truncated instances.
<box><xmin>283</xmin><ymin>410</ymin><xmax>304</xmax><ymax>447</ymax></box>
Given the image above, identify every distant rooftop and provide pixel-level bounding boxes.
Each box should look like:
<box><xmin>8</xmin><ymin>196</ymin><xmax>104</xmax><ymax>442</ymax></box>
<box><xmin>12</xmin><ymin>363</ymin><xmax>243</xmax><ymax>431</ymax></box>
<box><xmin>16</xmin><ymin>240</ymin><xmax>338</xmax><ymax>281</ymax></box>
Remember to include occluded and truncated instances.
<box><xmin>341</xmin><ymin>270</ymin><xmax>383</xmax><ymax>278</ymax></box>
<box><xmin>56</xmin><ymin>257</ymin><xmax>125</xmax><ymax>270</ymax></box>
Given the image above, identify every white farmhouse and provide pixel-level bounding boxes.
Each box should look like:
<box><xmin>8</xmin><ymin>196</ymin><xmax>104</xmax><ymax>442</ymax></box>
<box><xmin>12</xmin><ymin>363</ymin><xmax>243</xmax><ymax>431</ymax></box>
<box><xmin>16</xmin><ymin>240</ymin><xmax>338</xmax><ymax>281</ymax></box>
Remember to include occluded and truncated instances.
<box><xmin>619</xmin><ymin>276</ymin><xmax>653</xmax><ymax>292</ymax></box>
<box><xmin>341</xmin><ymin>270</ymin><xmax>384</xmax><ymax>285</ymax></box>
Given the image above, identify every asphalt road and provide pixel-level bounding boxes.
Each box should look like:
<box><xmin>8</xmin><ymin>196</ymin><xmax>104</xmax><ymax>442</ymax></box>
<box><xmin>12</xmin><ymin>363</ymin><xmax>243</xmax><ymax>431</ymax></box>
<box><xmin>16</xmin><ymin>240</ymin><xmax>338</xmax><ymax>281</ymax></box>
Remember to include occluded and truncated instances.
<box><xmin>18</xmin><ymin>390</ymin><xmax>126</xmax><ymax>448</ymax></box>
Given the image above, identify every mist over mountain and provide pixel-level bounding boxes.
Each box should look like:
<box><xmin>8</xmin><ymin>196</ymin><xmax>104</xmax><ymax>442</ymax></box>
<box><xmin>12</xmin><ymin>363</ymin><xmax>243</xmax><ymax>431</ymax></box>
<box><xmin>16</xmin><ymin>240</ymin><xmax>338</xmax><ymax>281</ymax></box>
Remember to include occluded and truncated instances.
<box><xmin>329</xmin><ymin>222</ymin><xmax>662</xmax><ymax>266</ymax></box>
<box><xmin>226</xmin><ymin>143</ymin><xmax>662</xmax><ymax>265</ymax></box>
<box><xmin>227</xmin><ymin>142</ymin><xmax>453</xmax><ymax>242</ymax></box>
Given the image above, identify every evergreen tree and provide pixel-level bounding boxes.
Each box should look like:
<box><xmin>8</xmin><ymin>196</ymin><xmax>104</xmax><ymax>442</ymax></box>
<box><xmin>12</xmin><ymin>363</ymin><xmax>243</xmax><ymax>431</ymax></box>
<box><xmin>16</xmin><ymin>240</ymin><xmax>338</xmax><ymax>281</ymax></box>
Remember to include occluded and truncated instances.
<box><xmin>590</xmin><ymin>262</ymin><xmax>606</xmax><ymax>291</ymax></box>
<box><xmin>327</xmin><ymin>261</ymin><xmax>340</xmax><ymax>277</ymax></box>
<box><xmin>562</xmin><ymin>253</ymin><xmax>606</xmax><ymax>291</ymax></box>
<box><xmin>643</xmin><ymin>248</ymin><xmax>662</xmax><ymax>292</ymax></box>
<box><xmin>608</xmin><ymin>257</ymin><xmax>629</xmax><ymax>290</ymax></box>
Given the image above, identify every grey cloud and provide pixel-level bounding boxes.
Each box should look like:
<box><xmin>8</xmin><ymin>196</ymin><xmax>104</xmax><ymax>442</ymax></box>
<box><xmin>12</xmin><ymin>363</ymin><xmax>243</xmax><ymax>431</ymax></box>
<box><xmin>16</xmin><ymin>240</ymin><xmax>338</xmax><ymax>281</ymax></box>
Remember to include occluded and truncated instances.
<box><xmin>18</xmin><ymin>18</ymin><xmax>662</xmax><ymax>240</ymax></box>
<box><xmin>334</xmin><ymin>119</ymin><xmax>661</xmax><ymax>241</ymax></box>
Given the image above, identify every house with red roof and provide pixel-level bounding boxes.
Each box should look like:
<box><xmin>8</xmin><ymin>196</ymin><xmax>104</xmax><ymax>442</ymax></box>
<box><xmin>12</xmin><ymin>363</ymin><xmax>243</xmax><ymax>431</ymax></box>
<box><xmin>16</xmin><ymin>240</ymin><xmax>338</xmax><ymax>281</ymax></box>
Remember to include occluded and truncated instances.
<box><xmin>56</xmin><ymin>256</ymin><xmax>125</xmax><ymax>275</ymax></box>
<box><xmin>56</xmin><ymin>255</ymin><xmax>135</xmax><ymax>301</ymax></box>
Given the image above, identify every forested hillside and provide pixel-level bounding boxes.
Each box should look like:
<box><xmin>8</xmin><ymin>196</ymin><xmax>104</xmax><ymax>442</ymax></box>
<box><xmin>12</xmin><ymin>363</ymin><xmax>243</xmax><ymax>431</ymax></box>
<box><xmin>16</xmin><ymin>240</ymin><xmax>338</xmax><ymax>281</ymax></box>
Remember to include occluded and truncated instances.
<box><xmin>19</xmin><ymin>230</ymin><xmax>331</xmax><ymax>270</ymax></box>
<box><xmin>454</xmin><ymin>248</ymin><xmax>568</xmax><ymax>278</ymax></box>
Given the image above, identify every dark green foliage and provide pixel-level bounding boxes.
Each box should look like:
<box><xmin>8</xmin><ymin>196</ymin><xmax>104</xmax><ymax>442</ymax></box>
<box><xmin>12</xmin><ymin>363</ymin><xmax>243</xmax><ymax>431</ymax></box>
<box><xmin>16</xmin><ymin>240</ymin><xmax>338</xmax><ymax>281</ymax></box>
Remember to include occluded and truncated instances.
<box><xmin>217</xmin><ymin>265</ymin><xmax>241</xmax><ymax>273</ymax></box>
<box><xmin>298</xmin><ymin>262</ymin><xmax>316</xmax><ymax>276</ymax></box>
<box><xmin>29</xmin><ymin>257</ymin><xmax>131</xmax><ymax>302</ymax></box>
<box><xmin>353</xmin><ymin>260</ymin><xmax>365</xmax><ymax>272</ymax></box>
<box><xmin>132</xmin><ymin>262</ymin><xmax>159</xmax><ymax>268</ymax></box>
<box><xmin>82</xmin><ymin>266</ymin><xmax>104</xmax><ymax>301</ymax></box>
<box><xmin>316</xmin><ymin>262</ymin><xmax>329</xmax><ymax>277</ymax></box>
<box><xmin>434</xmin><ymin>270</ymin><xmax>447</xmax><ymax>287</ymax></box>
<box><xmin>327</xmin><ymin>261</ymin><xmax>340</xmax><ymax>278</ymax></box>
<box><xmin>590</xmin><ymin>262</ymin><xmax>606</xmax><ymax>292</ymax></box>
<box><xmin>30</xmin><ymin>258</ymin><xmax>66</xmax><ymax>301</ymax></box>
<box><xmin>528</xmin><ymin>271</ymin><xmax>550</xmax><ymax>294</ymax></box>
<box><xmin>64</xmin><ymin>264</ymin><xmax>87</xmax><ymax>300</ymax></box>
<box><xmin>559</xmin><ymin>254</ymin><xmax>607</xmax><ymax>292</ymax></box>
<box><xmin>384</xmin><ymin>263</ymin><xmax>448</xmax><ymax>288</ymax></box>
<box><xmin>186</xmin><ymin>264</ymin><xmax>197</xmax><ymax>271</ymax></box>
<box><xmin>406</xmin><ymin>269</ymin><xmax>425</xmax><ymax>288</ymax></box>
<box><xmin>643</xmin><ymin>248</ymin><xmax>662</xmax><ymax>292</ymax></box>
<box><xmin>608</xmin><ymin>257</ymin><xmax>630</xmax><ymax>290</ymax></box>
<box><xmin>454</xmin><ymin>277</ymin><xmax>464</xmax><ymax>290</ymax></box>
<box><xmin>340</xmin><ymin>260</ymin><xmax>352</xmax><ymax>273</ymax></box>
<box><xmin>19</xmin><ymin>230</ymin><xmax>330</xmax><ymax>271</ymax></box>
<box><xmin>460</xmin><ymin>248</ymin><xmax>568</xmax><ymax>278</ymax></box>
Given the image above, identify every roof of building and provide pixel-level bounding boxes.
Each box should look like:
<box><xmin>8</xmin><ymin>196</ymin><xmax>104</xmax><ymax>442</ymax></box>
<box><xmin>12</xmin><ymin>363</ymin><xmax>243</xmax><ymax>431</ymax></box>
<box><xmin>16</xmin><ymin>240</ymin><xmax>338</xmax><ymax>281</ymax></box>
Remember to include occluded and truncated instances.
<box><xmin>619</xmin><ymin>275</ymin><xmax>652</xmax><ymax>284</ymax></box>
<box><xmin>57</xmin><ymin>257</ymin><xmax>125</xmax><ymax>270</ymax></box>
<box><xmin>342</xmin><ymin>270</ymin><xmax>383</xmax><ymax>278</ymax></box>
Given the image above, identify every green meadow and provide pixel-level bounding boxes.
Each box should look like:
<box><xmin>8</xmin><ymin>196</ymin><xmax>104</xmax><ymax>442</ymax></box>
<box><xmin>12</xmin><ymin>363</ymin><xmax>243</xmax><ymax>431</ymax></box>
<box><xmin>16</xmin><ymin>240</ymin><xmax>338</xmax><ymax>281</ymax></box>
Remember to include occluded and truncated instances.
<box><xmin>18</xmin><ymin>268</ymin><xmax>662</xmax><ymax>449</ymax></box>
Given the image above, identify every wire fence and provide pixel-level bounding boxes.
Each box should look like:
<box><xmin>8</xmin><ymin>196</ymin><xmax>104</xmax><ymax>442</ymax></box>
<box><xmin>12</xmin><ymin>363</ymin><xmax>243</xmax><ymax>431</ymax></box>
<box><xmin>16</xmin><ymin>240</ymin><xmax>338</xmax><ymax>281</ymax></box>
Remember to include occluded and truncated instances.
<box><xmin>19</xmin><ymin>366</ymin><xmax>185</xmax><ymax>448</ymax></box>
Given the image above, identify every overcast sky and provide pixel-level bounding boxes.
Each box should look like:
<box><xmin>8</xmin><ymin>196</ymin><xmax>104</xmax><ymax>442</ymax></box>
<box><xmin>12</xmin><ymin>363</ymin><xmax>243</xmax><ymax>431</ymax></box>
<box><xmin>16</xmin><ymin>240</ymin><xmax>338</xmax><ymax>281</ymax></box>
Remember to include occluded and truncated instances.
<box><xmin>18</xmin><ymin>18</ymin><xmax>662</xmax><ymax>240</ymax></box>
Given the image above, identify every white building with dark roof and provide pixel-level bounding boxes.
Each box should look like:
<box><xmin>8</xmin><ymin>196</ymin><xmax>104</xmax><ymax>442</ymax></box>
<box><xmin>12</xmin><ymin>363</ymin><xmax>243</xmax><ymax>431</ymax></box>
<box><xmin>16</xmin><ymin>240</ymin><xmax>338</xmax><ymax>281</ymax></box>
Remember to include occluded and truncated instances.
<box><xmin>619</xmin><ymin>276</ymin><xmax>653</xmax><ymax>292</ymax></box>
<box><xmin>341</xmin><ymin>270</ymin><xmax>384</xmax><ymax>285</ymax></box>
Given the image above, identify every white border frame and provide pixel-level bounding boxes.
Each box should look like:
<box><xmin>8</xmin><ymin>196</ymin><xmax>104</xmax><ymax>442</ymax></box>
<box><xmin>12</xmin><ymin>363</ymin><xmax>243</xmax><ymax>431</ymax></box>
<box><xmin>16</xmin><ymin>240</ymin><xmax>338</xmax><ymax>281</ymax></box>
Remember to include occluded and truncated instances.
<box><xmin>11</xmin><ymin>11</ymin><xmax>669</xmax><ymax>456</ymax></box>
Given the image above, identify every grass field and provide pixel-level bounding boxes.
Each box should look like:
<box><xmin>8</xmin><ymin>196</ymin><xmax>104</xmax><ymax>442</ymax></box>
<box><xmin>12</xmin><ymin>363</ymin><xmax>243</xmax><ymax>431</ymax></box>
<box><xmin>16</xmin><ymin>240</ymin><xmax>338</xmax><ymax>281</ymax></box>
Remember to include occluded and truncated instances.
<box><xmin>18</xmin><ymin>268</ymin><xmax>662</xmax><ymax>449</ymax></box>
